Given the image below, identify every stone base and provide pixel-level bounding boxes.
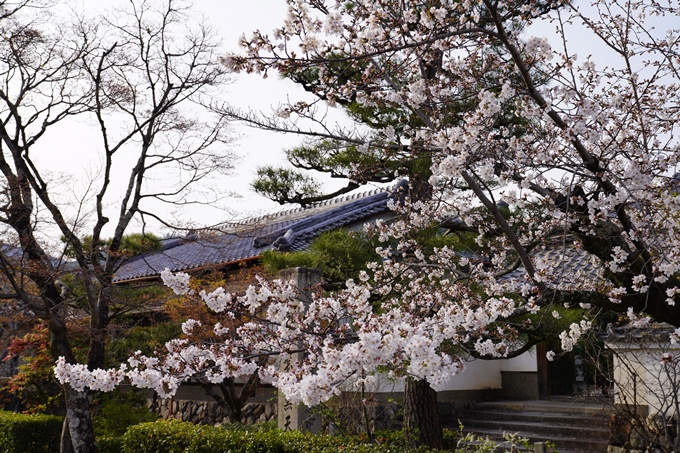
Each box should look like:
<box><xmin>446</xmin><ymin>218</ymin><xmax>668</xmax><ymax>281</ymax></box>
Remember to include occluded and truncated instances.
<box><xmin>149</xmin><ymin>398</ymin><xmax>277</xmax><ymax>426</ymax></box>
<box><xmin>501</xmin><ymin>371</ymin><xmax>539</xmax><ymax>400</ymax></box>
<box><xmin>146</xmin><ymin>387</ymin><xmax>506</xmax><ymax>431</ymax></box>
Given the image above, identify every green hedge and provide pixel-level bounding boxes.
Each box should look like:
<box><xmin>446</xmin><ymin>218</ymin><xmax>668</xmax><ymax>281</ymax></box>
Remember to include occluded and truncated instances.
<box><xmin>0</xmin><ymin>413</ymin><xmax>466</xmax><ymax>453</ymax></box>
<box><xmin>97</xmin><ymin>435</ymin><xmax>124</xmax><ymax>453</ymax></box>
<box><xmin>121</xmin><ymin>420</ymin><xmax>464</xmax><ymax>453</ymax></box>
<box><xmin>0</xmin><ymin>411</ymin><xmax>63</xmax><ymax>453</ymax></box>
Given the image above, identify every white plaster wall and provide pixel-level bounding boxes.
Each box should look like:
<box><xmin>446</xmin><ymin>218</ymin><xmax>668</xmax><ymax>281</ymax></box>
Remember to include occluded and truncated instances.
<box><xmin>363</xmin><ymin>374</ymin><xmax>404</xmax><ymax>393</ymax></box>
<box><xmin>500</xmin><ymin>347</ymin><xmax>538</xmax><ymax>372</ymax></box>
<box><xmin>440</xmin><ymin>358</ymin><xmax>502</xmax><ymax>390</ymax></box>
<box><xmin>363</xmin><ymin>357</ymin><xmax>503</xmax><ymax>393</ymax></box>
<box><xmin>607</xmin><ymin>342</ymin><xmax>680</xmax><ymax>417</ymax></box>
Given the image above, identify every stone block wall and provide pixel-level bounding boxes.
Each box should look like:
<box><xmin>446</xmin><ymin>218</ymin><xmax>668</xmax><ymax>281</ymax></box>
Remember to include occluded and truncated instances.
<box><xmin>147</xmin><ymin>396</ymin><xmax>468</xmax><ymax>429</ymax></box>
<box><xmin>606</xmin><ymin>412</ymin><xmax>676</xmax><ymax>453</ymax></box>
<box><xmin>501</xmin><ymin>371</ymin><xmax>539</xmax><ymax>400</ymax></box>
<box><xmin>149</xmin><ymin>398</ymin><xmax>277</xmax><ymax>426</ymax></box>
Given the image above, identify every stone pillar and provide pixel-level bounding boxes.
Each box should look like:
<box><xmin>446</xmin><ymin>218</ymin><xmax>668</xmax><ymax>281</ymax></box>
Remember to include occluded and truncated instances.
<box><xmin>277</xmin><ymin>267</ymin><xmax>322</xmax><ymax>433</ymax></box>
<box><xmin>533</xmin><ymin>442</ymin><xmax>547</xmax><ymax>453</ymax></box>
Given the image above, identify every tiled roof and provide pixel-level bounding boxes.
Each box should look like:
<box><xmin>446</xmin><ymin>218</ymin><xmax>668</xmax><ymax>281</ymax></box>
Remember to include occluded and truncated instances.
<box><xmin>601</xmin><ymin>323</ymin><xmax>675</xmax><ymax>343</ymax></box>
<box><xmin>0</xmin><ymin>243</ymin><xmax>69</xmax><ymax>269</ymax></box>
<box><xmin>113</xmin><ymin>183</ymin><xmax>605</xmax><ymax>286</ymax></box>
<box><xmin>499</xmin><ymin>239</ymin><xmax>601</xmax><ymax>287</ymax></box>
<box><xmin>112</xmin><ymin>182</ymin><xmax>405</xmax><ymax>282</ymax></box>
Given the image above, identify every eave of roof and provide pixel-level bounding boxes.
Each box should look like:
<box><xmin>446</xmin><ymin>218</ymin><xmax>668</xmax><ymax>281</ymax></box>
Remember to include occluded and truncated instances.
<box><xmin>112</xmin><ymin>182</ymin><xmax>404</xmax><ymax>283</ymax></box>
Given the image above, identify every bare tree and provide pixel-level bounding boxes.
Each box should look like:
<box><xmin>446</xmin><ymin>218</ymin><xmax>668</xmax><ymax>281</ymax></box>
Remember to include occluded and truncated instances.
<box><xmin>0</xmin><ymin>1</ymin><xmax>234</xmax><ymax>451</ymax></box>
<box><xmin>0</xmin><ymin>0</ymin><xmax>30</xmax><ymax>21</ymax></box>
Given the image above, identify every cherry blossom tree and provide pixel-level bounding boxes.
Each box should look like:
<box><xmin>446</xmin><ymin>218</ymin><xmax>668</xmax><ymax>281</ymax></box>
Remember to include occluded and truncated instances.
<box><xmin>220</xmin><ymin>0</ymin><xmax>680</xmax><ymax>355</ymax></box>
<box><xmin>55</xmin><ymin>0</ymin><xmax>680</xmax><ymax>449</ymax></box>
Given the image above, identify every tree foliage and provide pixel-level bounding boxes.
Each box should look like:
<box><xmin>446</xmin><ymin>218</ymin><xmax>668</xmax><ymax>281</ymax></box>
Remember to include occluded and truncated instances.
<box><xmin>60</xmin><ymin>233</ymin><xmax>162</xmax><ymax>260</ymax></box>
<box><xmin>2</xmin><ymin>324</ymin><xmax>62</xmax><ymax>414</ymax></box>
<box><xmin>162</xmin><ymin>267</ymin><xmax>270</xmax><ymax>422</ymax></box>
<box><xmin>262</xmin><ymin>230</ymin><xmax>381</xmax><ymax>282</ymax></box>
<box><xmin>222</xmin><ymin>0</ymin><xmax>680</xmax><ymax>326</ymax></box>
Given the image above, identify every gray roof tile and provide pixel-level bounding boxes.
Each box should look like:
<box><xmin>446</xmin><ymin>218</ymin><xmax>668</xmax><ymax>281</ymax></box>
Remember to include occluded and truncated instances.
<box><xmin>113</xmin><ymin>183</ymin><xmax>404</xmax><ymax>282</ymax></box>
<box><xmin>499</xmin><ymin>240</ymin><xmax>601</xmax><ymax>286</ymax></box>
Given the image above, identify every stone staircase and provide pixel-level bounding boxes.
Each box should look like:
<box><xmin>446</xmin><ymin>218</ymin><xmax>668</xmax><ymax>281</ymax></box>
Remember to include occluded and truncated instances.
<box><xmin>447</xmin><ymin>400</ymin><xmax>612</xmax><ymax>452</ymax></box>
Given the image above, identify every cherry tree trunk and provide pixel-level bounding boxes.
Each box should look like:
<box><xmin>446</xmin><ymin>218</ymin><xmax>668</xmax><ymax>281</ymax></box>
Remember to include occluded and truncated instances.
<box><xmin>60</xmin><ymin>418</ymin><xmax>74</xmax><ymax>453</ymax></box>
<box><xmin>62</xmin><ymin>386</ymin><xmax>97</xmax><ymax>453</ymax></box>
<box><xmin>50</xmin><ymin>316</ymin><xmax>97</xmax><ymax>453</ymax></box>
<box><xmin>403</xmin><ymin>378</ymin><xmax>443</xmax><ymax>449</ymax></box>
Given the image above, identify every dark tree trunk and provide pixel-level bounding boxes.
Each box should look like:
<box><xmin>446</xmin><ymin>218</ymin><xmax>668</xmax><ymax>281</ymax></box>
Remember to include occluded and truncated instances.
<box><xmin>400</xmin><ymin>162</ymin><xmax>441</xmax><ymax>450</ymax></box>
<box><xmin>403</xmin><ymin>378</ymin><xmax>443</xmax><ymax>449</ymax></box>
<box><xmin>63</xmin><ymin>386</ymin><xmax>97</xmax><ymax>453</ymax></box>
<box><xmin>50</xmin><ymin>316</ymin><xmax>97</xmax><ymax>453</ymax></box>
<box><xmin>60</xmin><ymin>418</ymin><xmax>74</xmax><ymax>453</ymax></box>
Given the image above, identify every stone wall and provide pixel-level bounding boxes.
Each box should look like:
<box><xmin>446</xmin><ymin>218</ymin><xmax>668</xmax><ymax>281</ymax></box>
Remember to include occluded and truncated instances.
<box><xmin>150</xmin><ymin>398</ymin><xmax>277</xmax><ymax>426</ymax></box>
<box><xmin>147</xmin><ymin>398</ymin><xmax>469</xmax><ymax>430</ymax></box>
<box><xmin>607</xmin><ymin>412</ymin><xmax>676</xmax><ymax>453</ymax></box>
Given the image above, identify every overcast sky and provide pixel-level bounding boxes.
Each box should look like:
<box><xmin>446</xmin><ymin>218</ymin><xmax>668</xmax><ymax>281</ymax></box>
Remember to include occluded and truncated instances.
<box><xmin>27</xmin><ymin>0</ymin><xmax>359</xmax><ymax>241</ymax></box>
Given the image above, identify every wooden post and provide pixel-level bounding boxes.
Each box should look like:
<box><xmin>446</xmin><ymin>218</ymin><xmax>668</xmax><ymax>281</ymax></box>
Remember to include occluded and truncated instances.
<box><xmin>536</xmin><ymin>342</ymin><xmax>550</xmax><ymax>400</ymax></box>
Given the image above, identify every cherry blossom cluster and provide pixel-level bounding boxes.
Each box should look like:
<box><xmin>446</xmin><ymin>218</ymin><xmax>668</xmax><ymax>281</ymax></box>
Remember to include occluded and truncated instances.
<box><xmin>55</xmin><ymin>233</ymin><xmax>529</xmax><ymax>405</ymax></box>
<box><xmin>222</xmin><ymin>0</ymin><xmax>680</xmax><ymax>335</ymax></box>
<box><xmin>54</xmin><ymin>357</ymin><xmax>125</xmax><ymax>393</ymax></box>
<box><xmin>660</xmin><ymin>352</ymin><xmax>674</xmax><ymax>365</ymax></box>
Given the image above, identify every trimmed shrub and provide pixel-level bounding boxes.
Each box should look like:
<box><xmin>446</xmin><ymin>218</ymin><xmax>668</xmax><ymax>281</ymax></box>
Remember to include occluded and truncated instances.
<box><xmin>121</xmin><ymin>420</ymin><xmax>460</xmax><ymax>453</ymax></box>
<box><xmin>122</xmin><ymin>420</ymin><xmax>290</xmax><ymax>453</ymax></box>
<box><xmin>0</xmin><ymin>411</ymin><xmax>62</xmax><ymax>453</ymax></box>
<box><xmin>93</xmin><ymin>390</ymin><xmax>158</xmax><ymax>438</ymax></box>
<box><xmin>97</xmin><ymin>436</ymin><xmax>124</xmax><ymax>453</ymax></box>
<box><xmin>122</xmin><ymin>419</ymin><xmax>196</xmax><ymax>453</ymax></box>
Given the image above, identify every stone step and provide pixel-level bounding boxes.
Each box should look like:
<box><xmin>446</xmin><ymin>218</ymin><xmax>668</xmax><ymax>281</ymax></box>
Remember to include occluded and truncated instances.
<box><xmin>446</xmin><ymin>400</ymin><xmax>613</xmax><ymax>453</ymax></box>
<box><xmin>460</xmin><ymin>427</ymin><xmax>609</xmax><ymax>452</ymax></box>
<box><xmin>459</xmin><ymin>409</ymin><xmax>610</xmax><ymax>429</ymax></box>
<box><xmin>472</xmin><ymin>400</ymin><xmax>611</xmax><ymax>416</ymax></box>
<box><xmin>458</xmin><ymin>418</ymin><xmax>608</xmax><ymax>440</ymax></box>
<box><xmin>456</xmin><ymin>438</ymin><xmax>535</xmax><ymax>453</ymax></box>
